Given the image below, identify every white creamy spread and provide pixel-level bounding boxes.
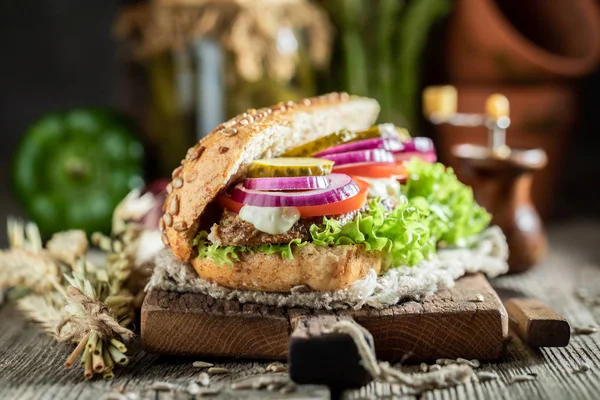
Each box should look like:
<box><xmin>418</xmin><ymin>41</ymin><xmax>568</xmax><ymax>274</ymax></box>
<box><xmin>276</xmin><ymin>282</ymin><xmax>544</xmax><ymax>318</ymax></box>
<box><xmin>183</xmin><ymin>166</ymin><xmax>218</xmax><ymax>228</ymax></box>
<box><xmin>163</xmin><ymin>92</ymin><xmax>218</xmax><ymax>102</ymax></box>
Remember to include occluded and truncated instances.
<box><xmin>239</xmin><ymin>205</ymin><xmax>301</xmax><ymax>235</ymax></box>
<box><xmin>360</xmin><ymin>177</ymin><xmax>402</xmax><ymax>199</ymax></box>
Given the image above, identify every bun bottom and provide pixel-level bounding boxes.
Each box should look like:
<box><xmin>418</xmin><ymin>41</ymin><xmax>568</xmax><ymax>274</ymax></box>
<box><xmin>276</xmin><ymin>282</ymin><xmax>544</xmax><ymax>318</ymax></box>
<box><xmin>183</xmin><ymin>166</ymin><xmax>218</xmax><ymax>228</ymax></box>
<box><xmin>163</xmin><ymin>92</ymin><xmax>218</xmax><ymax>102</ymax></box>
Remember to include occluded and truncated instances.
<box><xmin>191</xmin><ymin>244</ymin><xmax>382</xmax><ymax>292</ymax></box>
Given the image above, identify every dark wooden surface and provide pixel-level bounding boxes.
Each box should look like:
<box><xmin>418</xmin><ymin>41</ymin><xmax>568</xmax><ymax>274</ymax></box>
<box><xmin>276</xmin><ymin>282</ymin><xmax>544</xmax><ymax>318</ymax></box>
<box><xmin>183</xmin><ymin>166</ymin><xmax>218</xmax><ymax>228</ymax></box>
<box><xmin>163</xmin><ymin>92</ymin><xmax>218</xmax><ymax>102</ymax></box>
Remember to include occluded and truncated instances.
<box><xmin>289</xmin><ymin>311</ymin><xmax>374</xmax><ymax>387</ymax></box>
<box><xmin>506</xmin><ymin>298</ymin><xmax>571</xmax><ymax>347</ymax></box>
<box><xmin>141</xmin><ymin>273</ymin><xmax>507</xmax><ymax>362</ymax></box>
<box><xmin>2</xmin><ymin>220</ymin><xmax>600</xmax><ymax>400</ymax></box>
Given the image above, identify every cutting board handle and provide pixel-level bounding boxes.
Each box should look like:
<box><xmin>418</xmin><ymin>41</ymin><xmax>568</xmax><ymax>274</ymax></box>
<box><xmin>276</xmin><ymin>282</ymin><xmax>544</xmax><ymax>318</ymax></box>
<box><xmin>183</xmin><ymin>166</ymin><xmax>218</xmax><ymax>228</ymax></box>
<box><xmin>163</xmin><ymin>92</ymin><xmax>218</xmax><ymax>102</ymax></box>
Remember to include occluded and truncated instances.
<box><xmin>288</xmin><ymin>310</ymin><xmax>374</xmax><ymax>388</ymax></box>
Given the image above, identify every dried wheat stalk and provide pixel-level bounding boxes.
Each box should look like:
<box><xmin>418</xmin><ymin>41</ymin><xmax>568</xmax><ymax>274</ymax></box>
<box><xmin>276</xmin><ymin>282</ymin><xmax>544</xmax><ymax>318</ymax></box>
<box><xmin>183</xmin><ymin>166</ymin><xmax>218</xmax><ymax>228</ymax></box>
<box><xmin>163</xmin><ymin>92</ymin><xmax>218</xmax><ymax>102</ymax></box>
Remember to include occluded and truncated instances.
<box><xmin>0</xmin><ymin>189</ymin><xmax>160</xmax><ymax>380</ymax></box>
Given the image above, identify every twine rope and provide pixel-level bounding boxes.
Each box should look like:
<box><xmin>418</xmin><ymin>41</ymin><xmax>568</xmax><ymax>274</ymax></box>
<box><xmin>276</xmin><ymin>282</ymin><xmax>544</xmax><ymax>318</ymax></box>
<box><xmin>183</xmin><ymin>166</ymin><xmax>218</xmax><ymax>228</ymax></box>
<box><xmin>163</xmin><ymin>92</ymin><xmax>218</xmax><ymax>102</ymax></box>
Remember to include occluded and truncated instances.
<box><xmin>57</xmin><ymin>287</ymin><xmax>134</xmax><ymax>344</ymax></box>
<box><xmin>328</xmin><ymin>320</ymin><xmax>474</xmax><ymax>390</ymax></box>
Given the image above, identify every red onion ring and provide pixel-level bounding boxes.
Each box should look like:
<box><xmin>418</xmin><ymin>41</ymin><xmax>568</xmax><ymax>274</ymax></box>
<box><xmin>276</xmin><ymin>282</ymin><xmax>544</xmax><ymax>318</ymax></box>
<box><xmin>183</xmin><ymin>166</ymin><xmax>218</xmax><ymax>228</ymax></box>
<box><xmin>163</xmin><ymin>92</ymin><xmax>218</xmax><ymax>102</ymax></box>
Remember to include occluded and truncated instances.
<box><xmin>314</xmin><ymin>138</ymin><xmax>404</xmax><ymax>157</ymax></box>
<box><xmin>243</xmin><ymin>175</ymin><xmax>331</xmax><ymax>191</ymax></box>
<box><xmin>318</xmin><ymin>149</ymin><xmax>395</xmax><ymax>166</ymax></box>
<box><xmin>230</xmin><ymin>173</ymin><xmax>358</xmax><ymax>207</ymax></box>
<box><xmin>393</xmin><ymin>137</ymin><xmax>435</xmax><ymax>153</ymax></box>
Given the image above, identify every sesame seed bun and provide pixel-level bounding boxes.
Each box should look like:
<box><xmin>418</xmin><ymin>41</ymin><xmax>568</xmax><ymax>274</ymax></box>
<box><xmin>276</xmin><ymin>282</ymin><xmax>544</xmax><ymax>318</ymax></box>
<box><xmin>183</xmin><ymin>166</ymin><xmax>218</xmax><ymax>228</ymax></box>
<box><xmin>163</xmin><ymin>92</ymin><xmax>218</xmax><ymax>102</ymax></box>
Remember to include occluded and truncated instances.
<box><xmin>162</xmin><ymin>93</ymin><xmax>380</xmax><ymax>263</ymax></box>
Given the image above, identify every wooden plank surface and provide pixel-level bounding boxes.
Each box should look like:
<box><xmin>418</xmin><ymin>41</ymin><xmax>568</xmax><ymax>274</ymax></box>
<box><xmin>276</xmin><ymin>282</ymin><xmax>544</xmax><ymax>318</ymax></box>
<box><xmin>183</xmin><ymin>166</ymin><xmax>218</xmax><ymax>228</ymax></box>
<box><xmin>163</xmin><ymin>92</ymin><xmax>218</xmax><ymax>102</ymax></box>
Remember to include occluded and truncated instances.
<box><xmin>354</xmin><ymin>273</ymin><xmax>507</xmax><ymax>362</ymax></box>
<box><xmin>141</xmin><ymin>274</ymin><xmax>507</xmax><ymax>362</ymax></box>
<box><xmin>142</xmin><ymin>291</ymin><xmax>290</xmax><ymax>359</ymax></box>
<box><xmin>2</xmin><ymin>221</ymin><xmax>600</xmax><ymax>400</ymax></box>
<box><xmin>506</xmin><ymin>298</ymin><xmax>571</xmax><ymax>347</ymax></box>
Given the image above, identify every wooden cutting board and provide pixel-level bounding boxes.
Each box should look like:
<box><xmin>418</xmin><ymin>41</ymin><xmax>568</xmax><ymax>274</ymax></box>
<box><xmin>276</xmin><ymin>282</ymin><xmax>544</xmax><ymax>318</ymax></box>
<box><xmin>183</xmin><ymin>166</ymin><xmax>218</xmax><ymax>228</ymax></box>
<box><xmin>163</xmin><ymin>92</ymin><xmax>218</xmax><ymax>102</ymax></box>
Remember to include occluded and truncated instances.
<box><xmin>141</xmin><ymin>273</ymin><xmax>508</xmax><ymax>364</ymax></box>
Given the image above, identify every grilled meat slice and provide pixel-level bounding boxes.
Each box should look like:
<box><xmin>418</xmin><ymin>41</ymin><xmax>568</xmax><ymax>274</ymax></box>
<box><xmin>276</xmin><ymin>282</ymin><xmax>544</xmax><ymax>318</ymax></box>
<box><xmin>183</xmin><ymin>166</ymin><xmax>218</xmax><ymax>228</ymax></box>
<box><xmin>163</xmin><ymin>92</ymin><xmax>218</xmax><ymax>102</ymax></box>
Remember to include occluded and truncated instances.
<box><xmin>208</xmin><ymin>198</ymin><xmax>396</xmax><ymax>247</ymax></box>
<box><xmin>208</xmin><ymin>210</ymin><xmax>310</xmax><ymax>246</ymax></box>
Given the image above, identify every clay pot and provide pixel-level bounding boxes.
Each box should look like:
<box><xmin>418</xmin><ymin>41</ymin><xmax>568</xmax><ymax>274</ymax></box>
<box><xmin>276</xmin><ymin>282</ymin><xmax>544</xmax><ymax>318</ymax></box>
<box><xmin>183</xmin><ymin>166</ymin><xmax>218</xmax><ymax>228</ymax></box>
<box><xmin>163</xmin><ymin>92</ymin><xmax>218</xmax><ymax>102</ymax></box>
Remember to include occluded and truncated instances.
<box><xmin>453</xmin><ymin>145</ymin><xmax>547</xmax><ymax>272</ymax></box>
<box><xmin>446</xmin><ymin>0</ymin><xmax>600</xmax><ymax>82</ymax></box>
<box><xmin>435</xmin><ymin>85</ymin><xmax>577</xmax><ymax>218</ymax></box>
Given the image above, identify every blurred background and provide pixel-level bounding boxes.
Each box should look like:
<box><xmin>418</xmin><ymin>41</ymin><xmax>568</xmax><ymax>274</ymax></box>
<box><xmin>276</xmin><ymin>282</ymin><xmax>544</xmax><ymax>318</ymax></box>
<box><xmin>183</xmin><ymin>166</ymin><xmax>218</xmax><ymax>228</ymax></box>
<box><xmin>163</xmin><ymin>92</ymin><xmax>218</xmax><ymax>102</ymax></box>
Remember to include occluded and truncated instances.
<box><xmin>1</xmin><ymin>0</ymin><xmax>600</xmax><ymax>248</ymax></box>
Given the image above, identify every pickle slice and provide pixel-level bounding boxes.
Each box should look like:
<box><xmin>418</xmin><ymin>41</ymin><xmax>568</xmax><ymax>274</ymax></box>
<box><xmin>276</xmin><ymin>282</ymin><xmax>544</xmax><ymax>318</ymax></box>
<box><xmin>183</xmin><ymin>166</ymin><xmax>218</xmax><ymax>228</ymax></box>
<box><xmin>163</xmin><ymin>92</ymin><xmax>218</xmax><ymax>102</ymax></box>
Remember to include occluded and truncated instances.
<box><xmin>281</xmin><ymin>125</ymin><xmax>411</xmax><ymax>157</ymax></box>
<box><xmin>281</xmin><ymin>129</ymin><xmax>359</xmax><ymax>157</ymax></box>
<box><xmin>247</xmin><ymin>157</ymin><xmax>335</xmax><ymax>178</ymax></box>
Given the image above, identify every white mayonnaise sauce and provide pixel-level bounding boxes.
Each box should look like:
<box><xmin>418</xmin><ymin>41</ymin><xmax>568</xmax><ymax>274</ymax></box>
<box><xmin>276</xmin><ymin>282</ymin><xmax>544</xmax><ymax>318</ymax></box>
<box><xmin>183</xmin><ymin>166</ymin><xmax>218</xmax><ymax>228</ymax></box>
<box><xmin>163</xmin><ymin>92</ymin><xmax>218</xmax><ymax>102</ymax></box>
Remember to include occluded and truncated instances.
<box><xmin>239</xmin><ymin>205</ymin><xmax>301</xmax><ymax>235</ymax></box>
<box><xmin>360</xmin><ymin>177</ymin><xmax>402</xmax><ymax>199</ymax></box>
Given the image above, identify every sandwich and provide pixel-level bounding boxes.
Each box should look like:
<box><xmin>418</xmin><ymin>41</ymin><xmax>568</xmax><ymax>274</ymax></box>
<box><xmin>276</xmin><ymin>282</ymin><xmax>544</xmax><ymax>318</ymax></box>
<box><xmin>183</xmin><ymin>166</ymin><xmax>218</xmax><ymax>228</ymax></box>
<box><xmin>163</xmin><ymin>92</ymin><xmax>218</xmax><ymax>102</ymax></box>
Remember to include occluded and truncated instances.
<box><xmin>160</xmin><ymin>93</ymin><xmax>491</xmax><ymax>293</ymax></box>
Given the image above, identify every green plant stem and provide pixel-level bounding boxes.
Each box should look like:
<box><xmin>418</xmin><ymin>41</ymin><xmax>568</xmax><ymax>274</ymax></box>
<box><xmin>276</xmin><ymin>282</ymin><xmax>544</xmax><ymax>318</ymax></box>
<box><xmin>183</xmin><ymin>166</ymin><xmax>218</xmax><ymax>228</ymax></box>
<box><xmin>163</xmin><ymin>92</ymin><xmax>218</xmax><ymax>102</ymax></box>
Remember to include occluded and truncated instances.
<box><xmin>333</xmin><ymin>0</ymin><xmax>368</xmax><ymax>95</ymax></box>
<box><xmin>395</xmin><ymin>0</ymin><xmax>450</xmax><ymax>129</ymax></box>
<box><xmin>375</xmin><ymin>0</ymin><xmax>404</xmax><ymax>121</ymax></box>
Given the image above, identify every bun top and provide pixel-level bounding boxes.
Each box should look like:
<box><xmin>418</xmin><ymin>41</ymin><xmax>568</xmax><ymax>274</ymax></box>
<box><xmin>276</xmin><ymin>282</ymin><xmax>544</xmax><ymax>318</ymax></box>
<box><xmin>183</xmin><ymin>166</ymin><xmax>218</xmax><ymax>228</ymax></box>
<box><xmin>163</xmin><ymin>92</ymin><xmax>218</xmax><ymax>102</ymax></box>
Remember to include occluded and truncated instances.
<box><xmin>161</xmin><ymin>92</ymin><xmax>380</xmax><ymax>261</ymax></box>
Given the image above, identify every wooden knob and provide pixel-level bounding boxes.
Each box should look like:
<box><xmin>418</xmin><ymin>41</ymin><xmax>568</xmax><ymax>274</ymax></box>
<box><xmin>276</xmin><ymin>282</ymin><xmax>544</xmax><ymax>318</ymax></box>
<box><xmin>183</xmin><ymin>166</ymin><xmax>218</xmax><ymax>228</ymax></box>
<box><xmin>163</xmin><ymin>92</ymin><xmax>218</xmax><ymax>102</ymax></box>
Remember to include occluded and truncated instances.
<box><xmin>423</xmin><ymin>85</ymin><xmax>457</xmax><ymax>120</ymax></box>
<box><xmin>485</xmin><ymin>94</ymin><xmax>510</xmax><ymax>119</ymax></box>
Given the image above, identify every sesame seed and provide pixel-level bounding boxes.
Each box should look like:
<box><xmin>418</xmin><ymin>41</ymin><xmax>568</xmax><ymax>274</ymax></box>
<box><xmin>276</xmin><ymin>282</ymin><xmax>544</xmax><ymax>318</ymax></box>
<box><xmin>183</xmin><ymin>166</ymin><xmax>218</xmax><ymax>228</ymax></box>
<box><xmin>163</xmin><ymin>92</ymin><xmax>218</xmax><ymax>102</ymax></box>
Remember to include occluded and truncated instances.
<box><xmin>171</xmin><ymin>166</ymin><xmax>183</xmax><ymax>178</ymax></box>
<box><xmin>239</xmin><ymin>119</ymin><xmax>249</xmax><ymax>125</ymax></box>
<box><xmin>169</xmin><ymin>196</ymin><xmax>179</xmax><ymax>215</ymax></box>
<box><xmin>510</xmin><ymin>374</ymin><xmax>536</xmax><ymax>383</ymax></box>
<box><xmin>473</xmin><ymin>294</ymin><xmax>485</xmax><ymax>302</ymax></box>
<box><xmin>193</xmin><ymin>361</ymin><xmax>214</xmax><ymax>368</ymax></box>
<box><xmin>574</xmin><ymin>325</ymin><xmax>598</xmax><ymax>334</ymax></box>
<box><xmin>576</xmin><ymin>363</ymin><xmax>590</xmax><ymax>372</ymax></box>
<box><xmin>221</xmin><ymin>128</ymin><xmax>237</xmax><ymax>137</ymax></box>
<box><xmin>219</xmin><ymin>146</ymin><xmax>229</xmax><ymax>154</ymax></box>
<box><xmin>161</xmin><ymin>233</ymin><xmax>169</xmax><ymax>246</ymax></box>
<box><xmin>187</xmin><ymin>382</ymin><xmax>201</xmax><ymax>395</ymax></box>
<box><xmin>163</xmin><ymin>213</ymin><xmax>173</xmax><ymax>227</ymax></box>
<box><xmin>172</xmin><ymin>177</ymin><xmax>183</xmax><ymax>188</ymax></box>
<box><xmin>476</xmin><ymin>371</ymin><xmax>499</xmax><ymax>381</ymax></box>
<box><xmin>173</xmin><ymin>221</ymin><xmax>187</xmax><ymax>231</ymax></box>
<box><xmin>197</xmin><ymin>372</ymin><xmax>210</xmax><ymax>386</ymax></box>
<box><xmin>266</xmin><ymin>363</ymin><xmax>287</xmax><ymax>373</ymax></box>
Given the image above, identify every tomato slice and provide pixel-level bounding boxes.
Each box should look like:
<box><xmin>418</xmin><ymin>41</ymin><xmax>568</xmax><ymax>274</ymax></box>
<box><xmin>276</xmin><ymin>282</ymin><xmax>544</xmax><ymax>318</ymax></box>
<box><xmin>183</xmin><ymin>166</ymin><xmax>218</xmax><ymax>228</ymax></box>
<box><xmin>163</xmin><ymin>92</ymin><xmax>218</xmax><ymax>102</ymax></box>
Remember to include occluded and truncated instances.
<box><xmin>332</xmin><ymin>162</ymin><xmax>408</xmax><ymax>180</ymax></box>
<box><xmin>217</xmin><ymin>177</ymin><xmax>370</xmax><ymax>217</ymax></box>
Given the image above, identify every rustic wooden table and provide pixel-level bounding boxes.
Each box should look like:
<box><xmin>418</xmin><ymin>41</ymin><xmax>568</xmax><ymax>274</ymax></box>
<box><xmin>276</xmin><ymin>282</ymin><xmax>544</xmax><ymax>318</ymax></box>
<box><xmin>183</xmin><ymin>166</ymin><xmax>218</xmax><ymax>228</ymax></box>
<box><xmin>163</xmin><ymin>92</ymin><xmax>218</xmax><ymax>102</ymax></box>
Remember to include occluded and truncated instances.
<box><xmin>2</xmin><ymin>220</ymin><xmax>599</xmax><ymax>400</ymax></box>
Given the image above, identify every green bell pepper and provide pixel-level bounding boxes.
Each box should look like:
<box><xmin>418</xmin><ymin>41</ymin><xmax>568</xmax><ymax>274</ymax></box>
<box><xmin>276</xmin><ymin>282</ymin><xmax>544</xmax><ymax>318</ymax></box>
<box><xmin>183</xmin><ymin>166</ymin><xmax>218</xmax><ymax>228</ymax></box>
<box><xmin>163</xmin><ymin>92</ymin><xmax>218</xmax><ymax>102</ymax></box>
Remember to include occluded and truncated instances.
<box><xmin>12</xmin><ymin>109</ymin><xmax>145</xmax><ymax>237</ymax></box>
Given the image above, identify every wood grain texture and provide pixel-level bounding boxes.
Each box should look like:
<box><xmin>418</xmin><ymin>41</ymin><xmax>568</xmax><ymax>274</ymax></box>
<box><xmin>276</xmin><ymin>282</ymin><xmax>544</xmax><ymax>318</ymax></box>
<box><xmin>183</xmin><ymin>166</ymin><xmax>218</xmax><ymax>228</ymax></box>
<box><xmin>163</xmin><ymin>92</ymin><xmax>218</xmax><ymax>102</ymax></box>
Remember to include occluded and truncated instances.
<box><xmin>354</xmin><ymin>273</ymin><xmax>508</xmax><ymax>362</ymax></box>
<box><xmin>141</xmin><ymin>290</ymin><xmax>290</xmax><ymax>359</ymax></box>
<box><xmin>3</xmin><ymin>221</ymin><xmax>600</xmax><ymax>400</ymax></box>
<box><xmin>141</xmin><ymin>273</ymin><xmax>508</xmax><ymax>363</ymax></box>
<box><xmin>506</xmin><ymin>298</ymin><xmax>571</xmax><ymax>347</ymax></box>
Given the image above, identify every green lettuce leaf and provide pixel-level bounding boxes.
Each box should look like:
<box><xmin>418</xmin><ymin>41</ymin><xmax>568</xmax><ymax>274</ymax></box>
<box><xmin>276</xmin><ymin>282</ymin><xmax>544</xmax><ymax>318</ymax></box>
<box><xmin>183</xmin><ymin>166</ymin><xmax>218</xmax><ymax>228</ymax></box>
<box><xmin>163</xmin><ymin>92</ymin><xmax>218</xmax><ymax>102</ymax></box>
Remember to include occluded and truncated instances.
<box><xmin>195</xmin><ymin>159</ymin><xmax>491</xmax><ymax>267</ymax></box>
<box><xmin>194</xmin><ymin>231</ymin><xmax>307</xmax><ymax>267</ymax></box>
<box><xmin>403</xmin><ymin>158</ymin><xmax>491</xmax><ymax>245</ymax></box>
<box><xmin>310</xmin><ymin>198</ymin><xmax>432</xmax><ymax>268</ymax></box>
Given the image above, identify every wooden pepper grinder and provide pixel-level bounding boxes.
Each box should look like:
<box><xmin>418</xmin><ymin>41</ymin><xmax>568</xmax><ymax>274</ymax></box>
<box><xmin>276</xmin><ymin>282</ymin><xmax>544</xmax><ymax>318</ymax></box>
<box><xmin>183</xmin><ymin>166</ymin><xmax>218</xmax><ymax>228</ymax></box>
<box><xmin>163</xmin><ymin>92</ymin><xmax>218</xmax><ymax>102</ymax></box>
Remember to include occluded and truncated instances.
<box><xmin>423</xmin><ymin>86</ymin><xmax>547</xmax><ymax>272</ymax></box>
